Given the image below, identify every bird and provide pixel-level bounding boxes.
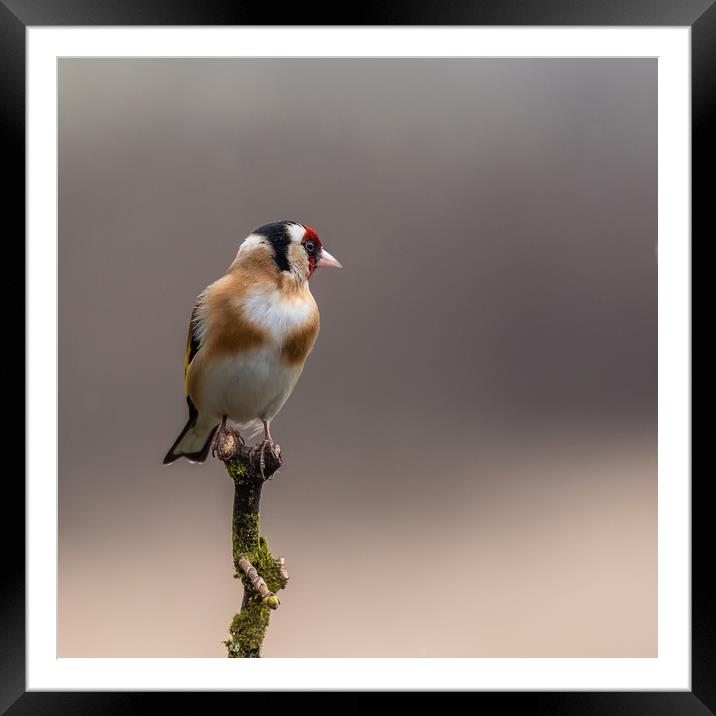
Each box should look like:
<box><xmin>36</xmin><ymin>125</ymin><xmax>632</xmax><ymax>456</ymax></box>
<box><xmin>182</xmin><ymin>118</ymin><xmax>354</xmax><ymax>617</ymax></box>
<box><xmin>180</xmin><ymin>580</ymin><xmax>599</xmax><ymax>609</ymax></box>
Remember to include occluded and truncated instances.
<box><xmin>163</xmin><ymin>220</ymin><xmax>342</xmax><ymax>465</ymax></box>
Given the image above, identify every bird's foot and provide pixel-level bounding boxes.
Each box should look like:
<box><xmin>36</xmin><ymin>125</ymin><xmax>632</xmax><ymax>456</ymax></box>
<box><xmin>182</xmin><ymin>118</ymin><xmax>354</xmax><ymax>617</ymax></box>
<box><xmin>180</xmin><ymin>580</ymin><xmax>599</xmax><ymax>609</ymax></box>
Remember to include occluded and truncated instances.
<box><xmin>211</xmin><ymin>421</ymin><xmax>245</xmax><ymax>462</ymax></box>
<box><xmin>252</xmin><ymin>439</ymin><xmax>282</xmax><ymax>480</ymax></box>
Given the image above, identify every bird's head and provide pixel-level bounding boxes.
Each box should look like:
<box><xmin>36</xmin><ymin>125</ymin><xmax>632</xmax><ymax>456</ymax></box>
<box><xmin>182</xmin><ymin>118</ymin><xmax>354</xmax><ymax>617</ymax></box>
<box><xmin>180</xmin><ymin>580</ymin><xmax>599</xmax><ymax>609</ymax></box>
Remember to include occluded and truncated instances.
<box><xmin>235</xmin><ymin>221</ymin><xmax>341</xmax><ymax>284</ymax></box>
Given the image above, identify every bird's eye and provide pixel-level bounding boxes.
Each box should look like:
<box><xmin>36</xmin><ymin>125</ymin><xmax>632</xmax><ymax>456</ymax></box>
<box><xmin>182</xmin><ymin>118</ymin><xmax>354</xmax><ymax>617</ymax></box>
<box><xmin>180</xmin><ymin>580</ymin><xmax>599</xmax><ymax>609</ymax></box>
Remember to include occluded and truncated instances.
<box><xmin>304</xmin><ymin>240</ymin><xmax>316</xmax><ymax>255</ymax></box>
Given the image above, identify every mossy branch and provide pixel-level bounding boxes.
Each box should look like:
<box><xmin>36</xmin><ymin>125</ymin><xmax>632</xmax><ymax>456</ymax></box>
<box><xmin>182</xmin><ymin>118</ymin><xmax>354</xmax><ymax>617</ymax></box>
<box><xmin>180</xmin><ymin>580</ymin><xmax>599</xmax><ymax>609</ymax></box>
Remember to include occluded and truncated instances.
<box><xmin>218</xmin><ymin>434</ymin><xmax>287</xmax><ymax>658</ymax></box>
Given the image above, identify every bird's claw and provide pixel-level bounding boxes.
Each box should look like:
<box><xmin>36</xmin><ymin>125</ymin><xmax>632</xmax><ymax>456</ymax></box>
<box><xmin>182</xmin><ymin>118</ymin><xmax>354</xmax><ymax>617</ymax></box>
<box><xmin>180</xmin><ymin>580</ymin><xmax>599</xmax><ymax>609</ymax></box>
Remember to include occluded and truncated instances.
<box><xmin>211</xmin><ymin>423</ymin><xmax>244</xmax><ymax>462</ymax></box>
<box><xmin>253</xmin><ymin>439</ymin><xmax>282</xmax><ymax>480</ymax></box>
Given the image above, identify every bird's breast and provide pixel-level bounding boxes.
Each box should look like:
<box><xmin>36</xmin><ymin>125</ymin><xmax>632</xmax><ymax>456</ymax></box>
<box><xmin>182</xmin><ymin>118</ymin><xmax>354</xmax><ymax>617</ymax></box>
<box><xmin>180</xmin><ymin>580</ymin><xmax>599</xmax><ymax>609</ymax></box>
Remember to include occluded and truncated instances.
<box><xmin>188</xmin><ymin>285</ymin><xmax>321</xmax><ymax>423</ymax></box>
<box><xmin>203</xmin><ymin>276</ymin><xmax>320</xmax><ymax>363</ymax></box>
<box><xmin>237</xmin><ymin>287</ymin><xmax>320</xmax><ymax>365</ymax></box>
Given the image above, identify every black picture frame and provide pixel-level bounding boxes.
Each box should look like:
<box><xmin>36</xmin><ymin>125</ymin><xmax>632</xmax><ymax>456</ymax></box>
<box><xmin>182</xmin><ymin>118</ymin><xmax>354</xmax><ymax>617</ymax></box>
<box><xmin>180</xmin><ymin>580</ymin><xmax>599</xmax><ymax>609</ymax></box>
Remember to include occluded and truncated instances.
<box><xmin>5</xmin><ymin>0</ymin><xmax>707</xmax><ymax>712</ymax></box>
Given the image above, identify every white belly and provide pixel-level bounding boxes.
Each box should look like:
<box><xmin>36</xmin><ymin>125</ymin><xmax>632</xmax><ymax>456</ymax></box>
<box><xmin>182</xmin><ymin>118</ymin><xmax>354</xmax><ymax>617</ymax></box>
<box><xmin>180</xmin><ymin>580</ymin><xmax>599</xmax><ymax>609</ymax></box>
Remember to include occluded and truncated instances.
<box><xmin>198</xmin><ymin>347</ymin><xmax>303</xmax><ymax>426</ymax></box>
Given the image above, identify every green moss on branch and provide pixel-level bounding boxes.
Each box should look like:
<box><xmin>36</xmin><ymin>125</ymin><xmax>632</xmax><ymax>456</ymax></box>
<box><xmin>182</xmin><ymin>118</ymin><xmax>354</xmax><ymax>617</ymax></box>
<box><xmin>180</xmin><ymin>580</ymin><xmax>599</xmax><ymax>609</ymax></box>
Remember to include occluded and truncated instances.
<box><xmin>222</xmin><ymin>441</ymin><xmax>287</xmax><ymax>658</ymax></box>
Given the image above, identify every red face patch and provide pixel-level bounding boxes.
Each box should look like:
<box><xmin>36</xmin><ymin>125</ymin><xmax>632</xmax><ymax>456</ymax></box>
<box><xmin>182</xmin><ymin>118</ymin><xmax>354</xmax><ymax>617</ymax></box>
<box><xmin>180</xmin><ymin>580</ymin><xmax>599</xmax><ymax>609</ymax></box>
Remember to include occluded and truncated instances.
<box><xmin>301</xmin><ymin>226</ymin><xmax>322</xmax><ymax>279</ymax></box>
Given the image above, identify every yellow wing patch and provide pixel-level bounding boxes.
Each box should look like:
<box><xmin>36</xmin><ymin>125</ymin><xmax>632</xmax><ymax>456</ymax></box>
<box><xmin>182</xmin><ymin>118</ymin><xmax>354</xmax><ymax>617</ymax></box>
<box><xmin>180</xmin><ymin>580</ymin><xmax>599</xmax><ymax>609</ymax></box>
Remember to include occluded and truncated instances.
<box><xmin>184</xmin><ymin>301</ymin><xmax>203</xmax><ymax>396</ymax></box>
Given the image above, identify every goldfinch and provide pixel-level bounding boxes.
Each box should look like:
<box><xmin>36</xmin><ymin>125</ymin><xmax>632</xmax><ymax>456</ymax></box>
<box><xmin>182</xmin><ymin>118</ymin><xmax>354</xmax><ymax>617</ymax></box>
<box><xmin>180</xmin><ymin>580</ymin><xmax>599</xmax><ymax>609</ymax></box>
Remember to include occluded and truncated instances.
<box><xmin>163</xmin><ymin>221</ymin><xmax>342</xmax><ymax>464</ymax></box>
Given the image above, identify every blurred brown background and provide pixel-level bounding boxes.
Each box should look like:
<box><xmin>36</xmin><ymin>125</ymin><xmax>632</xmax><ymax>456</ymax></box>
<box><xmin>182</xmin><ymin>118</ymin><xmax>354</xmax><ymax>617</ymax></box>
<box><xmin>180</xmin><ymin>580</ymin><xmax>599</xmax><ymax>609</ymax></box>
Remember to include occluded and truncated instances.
<box><xmin>58</xmin><ymin>58</ymin><xmax>656</xmax><ymax>657</ymax></box>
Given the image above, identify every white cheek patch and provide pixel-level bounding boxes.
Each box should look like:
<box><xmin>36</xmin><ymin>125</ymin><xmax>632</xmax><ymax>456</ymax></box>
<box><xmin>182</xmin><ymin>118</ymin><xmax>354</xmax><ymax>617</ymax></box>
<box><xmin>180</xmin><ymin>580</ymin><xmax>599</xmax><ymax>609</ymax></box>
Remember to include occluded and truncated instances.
<box><xmin>286</xmin><ymin>223</ymin><xmax>306</xmax><ymax>243</ymax></box>
<box><xmin>287</xmin><ymin>243</ymin><xmax>309</xmax><ymax>275</ymax></box>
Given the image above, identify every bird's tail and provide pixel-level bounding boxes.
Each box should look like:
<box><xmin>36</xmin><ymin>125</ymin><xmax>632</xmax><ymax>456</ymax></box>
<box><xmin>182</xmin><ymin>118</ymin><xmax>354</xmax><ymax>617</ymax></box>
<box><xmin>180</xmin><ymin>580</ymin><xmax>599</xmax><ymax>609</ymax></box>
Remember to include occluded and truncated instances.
<box><xmin>163</xmin><ymin>400</ymin><xmax>219</xmax><ymax>464</ymax></box>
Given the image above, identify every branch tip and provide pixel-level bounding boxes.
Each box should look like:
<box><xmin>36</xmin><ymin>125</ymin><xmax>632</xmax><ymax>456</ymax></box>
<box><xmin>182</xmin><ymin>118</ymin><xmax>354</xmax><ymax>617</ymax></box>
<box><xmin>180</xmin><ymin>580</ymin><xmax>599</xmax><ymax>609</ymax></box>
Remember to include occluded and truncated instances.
<box><xmin>263</xmin><ymin>595</ymin><xmax>280</xmax><ymax>610</ymax></box>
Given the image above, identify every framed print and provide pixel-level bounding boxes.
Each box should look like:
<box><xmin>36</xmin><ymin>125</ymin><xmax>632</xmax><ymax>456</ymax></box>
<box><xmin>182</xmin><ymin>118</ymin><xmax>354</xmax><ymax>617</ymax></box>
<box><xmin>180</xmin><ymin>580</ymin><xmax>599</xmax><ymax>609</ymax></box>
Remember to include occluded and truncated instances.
<box><xmin>6</xmin><ymin>0</ymin><xmax>707</xmax><ymax>711</ymax></box>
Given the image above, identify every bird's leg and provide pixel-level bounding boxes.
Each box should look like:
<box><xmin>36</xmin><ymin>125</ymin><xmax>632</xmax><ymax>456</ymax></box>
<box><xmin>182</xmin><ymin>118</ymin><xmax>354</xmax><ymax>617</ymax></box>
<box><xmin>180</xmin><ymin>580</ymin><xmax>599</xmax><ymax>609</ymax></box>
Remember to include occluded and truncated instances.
<box><xmin>211</xmin><ymin>416</ymin><xmax>228</xmax><ymax>459</ymax></box>
<box><xmin>212</xmin><ymin>415</ymin><xmax>244</xmax><ymax>462</ymax></box>
<box><xmin>255</xmin><ymin>419</ymin><xmax>281</xmax><ymax>479</ymax></box>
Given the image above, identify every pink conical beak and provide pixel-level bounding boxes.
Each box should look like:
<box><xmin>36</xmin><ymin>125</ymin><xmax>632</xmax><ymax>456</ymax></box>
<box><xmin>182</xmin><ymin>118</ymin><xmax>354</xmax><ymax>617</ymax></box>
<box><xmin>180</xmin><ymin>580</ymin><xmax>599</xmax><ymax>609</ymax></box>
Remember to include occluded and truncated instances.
<box><xmin>317</xmin><ymin>248</ymin><xmax>342</xmax><ymax>269</ymax></box>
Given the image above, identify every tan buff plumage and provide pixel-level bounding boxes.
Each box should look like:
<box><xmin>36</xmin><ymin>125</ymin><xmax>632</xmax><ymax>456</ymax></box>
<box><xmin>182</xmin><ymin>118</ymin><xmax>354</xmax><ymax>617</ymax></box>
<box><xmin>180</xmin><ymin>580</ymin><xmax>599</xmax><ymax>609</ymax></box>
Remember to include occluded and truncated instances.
<box><xmin>281</xmin><ymin>314</ymin><xmax>320</xmax><ymax>365</ymax></box>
